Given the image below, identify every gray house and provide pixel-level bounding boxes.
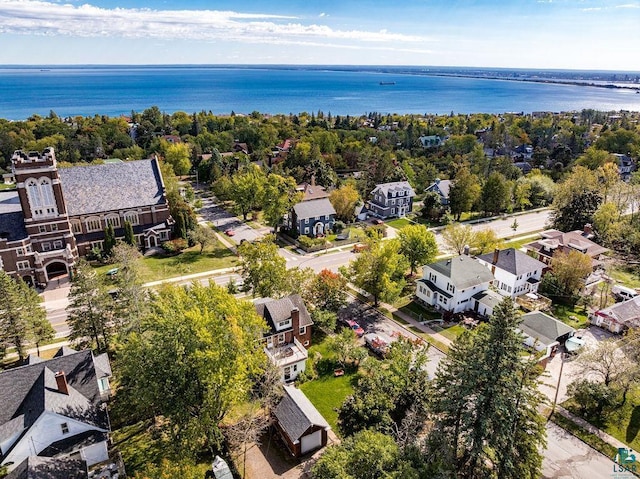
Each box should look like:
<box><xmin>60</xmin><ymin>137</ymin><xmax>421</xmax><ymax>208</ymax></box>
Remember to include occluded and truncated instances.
<box><xmin>368</xmin><ymin>181</ymin><xmax>415</xmax><ymax>219</ymax></box>
<box><xmin>425</xmin><ymin>179</ymin><xmax>451</xmax><ymax>206</ymax></box>
<box><xmin>288</xmin><ymin>182</ymin><xmax>336</xmax><ymax>237</ymax></box>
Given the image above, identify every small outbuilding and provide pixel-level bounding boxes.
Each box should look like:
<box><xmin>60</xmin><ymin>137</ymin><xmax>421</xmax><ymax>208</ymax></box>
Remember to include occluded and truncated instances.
<box><xmin>518</xmin><ymin>311</ymin><xmax>575</xmax><ymax>365</ymax></box>
<box><xmin>273</xmin><ymin>386</ymin><xmax>330</xmax><ymax>457</ymax></box>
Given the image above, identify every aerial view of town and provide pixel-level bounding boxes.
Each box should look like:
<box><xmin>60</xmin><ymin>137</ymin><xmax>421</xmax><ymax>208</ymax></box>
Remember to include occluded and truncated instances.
<box><xmin>1</xmin><ymin>1</ymin><xmax>640</xmax><ymax>479</ymax></box>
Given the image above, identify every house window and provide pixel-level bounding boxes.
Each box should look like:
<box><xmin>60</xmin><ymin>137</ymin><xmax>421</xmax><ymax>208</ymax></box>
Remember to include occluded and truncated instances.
<box><xmin>71</xmin><ymin>220</ymin><xmax>82</xmax><ymax>234</ymax></box>
<box><xmin>26</xmin><ymin>245</ymin><xmax>32</xmax><ymax>252</ymax></box>
<box><xmin>391</xmin><ymin>208</ymin><xmax>396</xmax><ymax>214</ymax></box>
<box><xmin>123</xmin><ymin>211</ymin><xmax>140</xmax><ymax>226</ymax></box>
<box><xmin>85</xmin><ymin>217</ymin><xmax>102</xmax><ymax>232</ymax></box>
<box><xmin>53</xmin><ymin>240</ymin><xmax>63</xmax><ymax>250</ymax></box>
<box><xmin>17</xmin><ymin>260</ymin><xmax>30</xmax><ymax>271</ymax></box>
<box><xmin>41</xmin><ymin>242</ymin><xmax>51</xmax><ymax>252</ymax></box>
<box><xmin>160</xmin><ymin>231</ymin><xmax>169</xmax><ymax>240</ymax></box>
<box><xmin>304</xmin><ymin>227</ymin><xmax>309</xmax><ymax>234</ymax></box>
<box><xmin>278</xmin><ymin>320</ymin><xmax>290</xmax><ymax>328</ymax></box>
<box><xmin>391</xmin><ymin>199</ymin><xmax>396</xmax><ymax>205</ymax></box>
<box><xmin>26</xmin><ymin>177</ymin><xmax>58</xmax><ymax>218</ymax></box>
<box><xmin>304</xmin><ymin>340</ymin><xmax>310</xmax><ymax>347</ymax></box>
<box><xmin>51</xmin><ymin>224</ymin><xmax>58</xmax><ymax>232</ymax></box>
<box><xmin>293</xmin><ymin>365</ymin><xmax>298</xmax><ymax>371</ymax></box>
<box><xmin>61</xmin><ymin>423</ymin><xmax>69</xmax><ymax>434</ymax></box>
<box><xmin>105</xmin><ymin>215</ymin><xmax>121</xmax><ymax>228</ymax></box>
<box><xmin>278</xmin><ymin>333</ymin><xmax>285</xmax><ymax>343</ymax></box>
<box><xmin>91</xmin><ymin>241</ymin><xmax>104</xmax><ymax>251</ymax></box>
<box><xmin>38</xmin><ymin>225</ymin><xmax>47</xmax><ymax>233</ymax></box>
<box><xmin>299</xmin><ymin>326</ymin><xmax>306</xmax><ymax>335</ymax></box>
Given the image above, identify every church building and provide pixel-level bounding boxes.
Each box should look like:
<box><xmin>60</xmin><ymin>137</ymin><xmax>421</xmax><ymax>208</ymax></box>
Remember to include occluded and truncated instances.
<box><xmin>0</xmin><ymin>148</ymin><xmax>173</xmax><ymax>286</ymax></box>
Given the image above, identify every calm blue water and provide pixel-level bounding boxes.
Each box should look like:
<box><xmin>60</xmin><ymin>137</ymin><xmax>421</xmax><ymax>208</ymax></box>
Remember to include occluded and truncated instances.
<box><xmin>0</xmin><ymin>66</ymin><xmax>639</xmax><ymax>120</ymax></box>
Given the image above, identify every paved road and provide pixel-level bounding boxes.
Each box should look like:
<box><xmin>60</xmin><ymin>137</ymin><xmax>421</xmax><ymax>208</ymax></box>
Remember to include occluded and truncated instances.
<box><xmin>542</xmin><ymin>422</ymin><xmax>618</xmax><ymax>479</ymax></box>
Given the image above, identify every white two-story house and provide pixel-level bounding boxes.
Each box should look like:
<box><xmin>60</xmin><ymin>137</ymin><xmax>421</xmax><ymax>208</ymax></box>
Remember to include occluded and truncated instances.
<box><xmin>416</xmin><ymin>255</ymin><xmax>495</xmax><ymax>314</ymax></box>
<box><xmin>475</xmin><ymin>248</ymin><xmax>546</xmax><ymax>298</ymax></box>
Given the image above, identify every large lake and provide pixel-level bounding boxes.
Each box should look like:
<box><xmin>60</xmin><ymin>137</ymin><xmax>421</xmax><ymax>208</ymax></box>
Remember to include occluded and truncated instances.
<box><xmin>1</xmin><ymin>66</ymin><xmax>639</xmax><ymax>120</ymax></box>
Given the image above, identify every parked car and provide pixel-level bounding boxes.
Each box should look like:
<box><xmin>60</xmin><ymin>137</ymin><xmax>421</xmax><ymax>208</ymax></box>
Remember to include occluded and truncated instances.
<box><xmin>371</xmin><ymin>218</ymin><xmax>384</xmax><ymax>225</ymax></box>
<box><xmin>225</xmin><ymin>229</ymin><xmax>235</xmax><ymax>236</ymax></box>
<box><xmin>612</xmin><ymin>284</ymin><xmax>639</xmax><ymax>301</ymax></box>
<box><xmin>345</xmin><ymin>320</ymin><xmax>365</xmax><ymax>337</ymax></box>
<box><xmin>364</xmin><ymin>333</ymin><xmax>391</xmax><ymax>357</ymax></box>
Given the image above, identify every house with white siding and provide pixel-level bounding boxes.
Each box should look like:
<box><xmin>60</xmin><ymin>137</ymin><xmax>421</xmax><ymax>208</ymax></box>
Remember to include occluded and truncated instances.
<box><xmin>475</xmin><ymin>248</ymin><xmax>546</xmax><ymax>298</ymax></box>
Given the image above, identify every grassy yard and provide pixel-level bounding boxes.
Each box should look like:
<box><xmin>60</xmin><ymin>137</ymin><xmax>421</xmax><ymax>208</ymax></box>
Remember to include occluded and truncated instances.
<box><xmin>609</xmin><ymin>264</ymin><xmax>640</xmax><ymax>289</ymax></box>
<box><xmin>433</xmin><ymin>324</ymin><xmax>466</xmax><ymax>342</ymax></box>
<box><xmin>386</xmin><ymin>218</ymin><xmax>414</xmax><ymax>229</ymax></box>
<box><xmin>300</xmin><ymin>333</ymin><xmax>357</xmax><ymax>434</ymax></box>
<box><xmin>550</xmin><ymin>304</ymin><xmax>590</xmax><ymax>329</ymax></box>
<box><xmin>0</xmin><ymin>183</ymin><xmax>15</xmax><ymax>191</ymax></box>
<box><xmin>502</xmin><ymin>233</ymin><xmax>541</xmax><ymax>250</ymax></box>
<box><xmin>396</xmin><ymin>298</ymin><xmax>442</xmax><ymax>322</ymax></box>
<box><xmin>563</xmin><ymin>386</ymin><xmax>640</xmax><ymax>455</ymax></box>
<box><xmin>93</xmin><ymin>240</ymin><xmax>237</xmax><ymax>283</ymax></box>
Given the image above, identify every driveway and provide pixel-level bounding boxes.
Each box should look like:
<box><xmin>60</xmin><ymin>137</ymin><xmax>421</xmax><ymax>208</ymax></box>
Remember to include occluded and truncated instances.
<box><xmin>198</xmin><ymin>199</ymin><xmax>267</xmax><ymax>245</ymax></box>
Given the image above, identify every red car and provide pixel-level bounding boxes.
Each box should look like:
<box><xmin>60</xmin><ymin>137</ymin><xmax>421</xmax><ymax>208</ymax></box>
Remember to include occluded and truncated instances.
<box><xmin>372</xmin><ymin>218</ymin><xmax>384</xmax><ymax>225</ymax></box>
<box><xmin>346</xmin><ymin>320</ymin><xmax>365</xmax><ymax>337</ymax></box>
<box><xmin>225</xmin><ymin>229</ymin><xmax>235</xmax><ymax>236</ymax></box>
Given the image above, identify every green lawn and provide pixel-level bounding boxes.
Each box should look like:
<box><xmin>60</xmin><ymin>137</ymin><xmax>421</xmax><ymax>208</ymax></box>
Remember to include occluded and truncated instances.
<box><xmin>550</xmin><ymin>304</ymin><xmax>590</xmax><ymax>329</ymax></box>
<box><xmin>397</xmin><ymin>299</ymin><xmax>442</xmax><ymax>321</ymax></box>
<box><xmin>300</xmin><ymin>373</ymin><xmax>356</xmax><ymax>434</ymax></box>
<box><xmin>386</xmin><ymin>218</ymin><xmax>413</xmax><ymax>229</ymax></box>
<box><xmin>502</xmin><ymin>234</ymin><xmax>541</xmax><ymax>250</ymax></box>
<box><xmin>610</xmin><ymin>265</ymin><xmax>640</xmax><ymax>289</ymax></box>
<box><xmin>0</xmin><ymin>183</ymin><xmax>15</xmax><ymax>191</ymax></box>
<box><xmin>94</xmin><ymin>240</ymin><xmax>237</xmax><ymax>283</ymax></box>
<box><xmin>563</xmin><ymin>386</ymin><xmax>640</xmax><ymax>455</ymax></box>
<box><xmin>434</xmin><ymin>324</ymin><xmax>466</xmax><ymax>342</ymax></box>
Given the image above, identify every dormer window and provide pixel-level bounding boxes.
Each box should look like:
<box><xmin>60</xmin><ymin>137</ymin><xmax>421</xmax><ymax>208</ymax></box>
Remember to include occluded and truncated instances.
<box><xmin>277</xmin><ymin>320</ymin><xmax>291</xmax><ymax>329</ymax></box>
<box><xmin>61</xmin><ymin>423</ymin><xmax>69</xmax><ymax>434</ymax></box>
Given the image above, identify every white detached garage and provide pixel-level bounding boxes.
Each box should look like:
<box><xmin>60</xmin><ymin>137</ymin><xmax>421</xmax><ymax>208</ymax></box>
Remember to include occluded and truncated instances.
<box><xmin>273</xmin><ymin>385</ymin><xmax>331</xmax><ymax>457</ymax></box>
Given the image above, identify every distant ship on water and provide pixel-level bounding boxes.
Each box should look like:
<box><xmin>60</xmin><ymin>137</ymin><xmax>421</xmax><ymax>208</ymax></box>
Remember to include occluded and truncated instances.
<box><xmin>379</xmin><ymin>81</ymin><xmax>396</xmax><ymax>85</ymax></box>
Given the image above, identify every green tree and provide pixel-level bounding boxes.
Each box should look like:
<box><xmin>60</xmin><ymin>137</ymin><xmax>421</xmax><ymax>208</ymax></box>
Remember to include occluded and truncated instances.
<box><xmin>187</xmin><ymin>224</ymin><xmax>217</xmax><ymax>253</ymax></box>
<box><xmin>329</xmin><ymin>328</ymin><xmax>367</xmax><ymax>367</ymax></box>
<box><xmin>111</xmin><ymin>243</ymin><xmax>147</xmax><ymax>333</ymax></box>
<box><xmin>472</xmin><ymin>228</ymin><xmax>503</xmax><ymax>254</ymax></box>
<box><xmin>103</xmin><ymin>224</ymin><xmax>116</xmax><ymax>256</ymax></box>
<box><xmin>427</xmin><ymin>297</ymin><xmax>546</xmax><ymax>479</ymax></box>
<box><xmin>229</xmin><ymin>164</ymin><xmax>266</xmax><ymax>220</ymax></box>
<box><xmin>342</xmin><ymin>239</ymin><xmax>408</xmax><ymax>306</ymax></box>
<box><xmin>306</xmin><ymin>268</ymin><xmax>348</xmax><ymax>312</ymax></box>
<box><xmin>593</xmin><ymin>202</ymin><xmax>621</xmax><ymax>244</ymax></box>
<box><xmin>164</xmin><ymin>141</ymin><xmax>192</xmax><ymax>176</ymax></box>
<box><xmin>449</xmin><ymin>168</ymin><xmax>481</xmax><ymax>221</ymax></box>
<box><xmin>441</xmin><ymin>222</ymin><xmax>476</xmax><ymax>255</ymax></box>
<box><xmin>576</xmin><ymin>146</ymin><xmax>616</xmax><ymax>170</ymax></box>
<box><xmin>329</xmin><ymin>183</ymin><xmax>361</xmax><ymax>222</ymax></box>
<box><xmin>551</xmin><ymin>166</ymin><xmax>602</xmax><ymax>232</ymax></box>
<box><xmin>123</xmin><ymin>220</ymin><xmax>135</xmax><ymax>246</ymax></box>
<box><xmin>261</xmin><ymin>173</ymin><xmax>302</xmax><ymax>232</ymax></box>
<box><xmin>310</xmin><ymin>309</ymin><xmax>338</xmax><ymax>334</ymax></box>
<box><xmin>66</xmin><ymin>259</ymin><xmax>115</xmax><ymax>352</ymax></box>
<box><xmin>338</xmin><ymin>339</ymin><xmax>430</xmax><ymax>438</ymax></box>
<box><xmin>117</xmin><ymin>282</ymin><xmax>266</xmax><ymax>455</ymax></box>
<box><xmin>397</xmin><ymin>224</ymin><xmax>439</xmax><ymax>275</ymax></box>
<box><xmin>311</xmin><ymin>429</ymin><xmax>418</xmax><ymax>479</ymax></box>
<box><xmin>482</xmin><ymin>171</ymin><xmax>509</xmax><ymax>215</ymax></box>
<box><xmin>0</xmin><ymin>272</ymin><xmax>51</xmax><ymax>360</ymax></box>
<box><xmin>513</xmin><ymin>178</ymin><xmax>532</xmax><ymax>211</ymax></box>
<box><xmin>550</xmin><ymin>249</ymin><xmax>593</xmax><ymax>297</ymax></box>
<box><xmin>238</xmin><ymin>235</ymin><xmax>288</xmax><ymax>298</ymax></box>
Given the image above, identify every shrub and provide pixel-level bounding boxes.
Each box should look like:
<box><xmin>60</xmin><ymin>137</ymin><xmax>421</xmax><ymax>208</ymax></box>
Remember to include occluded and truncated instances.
<box><xmin>161</xmin><ymin>238</ymin><xmax>188</xmax><ymax>254</ymax></box>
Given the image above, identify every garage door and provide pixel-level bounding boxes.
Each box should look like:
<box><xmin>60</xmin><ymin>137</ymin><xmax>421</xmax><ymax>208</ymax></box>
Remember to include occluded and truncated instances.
<box><xmin>301</xmin><ymin>430</ymin><xmax>322</xmax><ymax>454</ymax></box>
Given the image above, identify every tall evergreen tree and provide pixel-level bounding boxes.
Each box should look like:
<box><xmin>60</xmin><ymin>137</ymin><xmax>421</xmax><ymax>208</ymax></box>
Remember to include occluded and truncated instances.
<box><xmin>123</xmin><ymin>220</ymin><xmax>135</xmax><ymax>246</ymax></box>
<box><xmin>0</xmin><ymin>272</ymin><xmax>51</xmax><ymax>360</ymax></box>
<box><xmin>427</xmin><ymin>297</ymin><xmax>546</xmax><ymax>479</ymax></box>
<box><xmin>66</xmin><ymin>259</ymin><xmax>115</xmax><ymax>351</ymax></box>
<box><xmin>103</xmin><ymin>224</ymin><xmax>116</xmax><ymax>256</ymax></box>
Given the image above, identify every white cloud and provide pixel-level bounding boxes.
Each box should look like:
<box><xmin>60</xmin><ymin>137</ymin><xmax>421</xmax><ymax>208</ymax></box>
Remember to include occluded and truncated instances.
<box><xmin>0</xmin><ymin>0</ymin><xmax>430</xmax><ymax>46</ymax></box>
<box><xmin>615</xmin><ymin>3</ymin><xmax>640</xmax><ymax>8</ymax></box>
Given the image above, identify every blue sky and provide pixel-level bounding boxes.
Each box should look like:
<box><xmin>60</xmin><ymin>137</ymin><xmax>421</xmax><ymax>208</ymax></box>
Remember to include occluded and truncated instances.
<box><xmin>1</xmin><ymin>0</ymin><xmax>639</xmax><ymax>70</ymax></box>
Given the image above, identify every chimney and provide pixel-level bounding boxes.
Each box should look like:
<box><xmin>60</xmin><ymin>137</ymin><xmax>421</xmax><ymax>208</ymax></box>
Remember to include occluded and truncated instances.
<box><xmin>291</xmin><ymin>307</ymin><xmax>300</xmax><ymax>331</ymax></box>
<box><xmin>463</xmin><ymin>245</ymin><xmax>470</xmax><ymax>256</ymax></box>
<box><xmin>55</xmin><ymin>371</ymin><xmax>69</xmax><ymax>395</ymax></box>
<box><xmin>492</xmin><ymin>248</ymin><xmax>500</xmax><ymax>265</ymax></box>
<box><xmin>584</xmin><ymin>223</ymin><xmax>593</xmax><ymax>236</ymax></box>
<box><xmin>310</xmin><ymin>174</ymin><xmax>316</xmax><ymax>187</ymax></box>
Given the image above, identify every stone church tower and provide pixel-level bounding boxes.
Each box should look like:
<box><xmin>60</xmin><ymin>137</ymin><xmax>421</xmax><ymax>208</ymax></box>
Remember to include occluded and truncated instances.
<box><xmin>12</xmin><ymin>148</ymin><xmax>78</xmax><ymax>284</ymax></box>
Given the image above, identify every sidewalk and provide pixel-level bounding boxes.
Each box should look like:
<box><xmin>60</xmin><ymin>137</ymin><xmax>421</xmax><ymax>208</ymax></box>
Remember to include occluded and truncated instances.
<box><xmin>4</xmin><ymin>340</ymin><xmax>71</xmax><ymax>360</ymax></box>
<box><xmin>142</xmin><ymin>266</ymin><xmax>240</xmax><ymax>287</ymax></box>
<box><xmin>554</xmin><ymin>405</ymin><xmax>629</xmax><ymax>450</ymax></box>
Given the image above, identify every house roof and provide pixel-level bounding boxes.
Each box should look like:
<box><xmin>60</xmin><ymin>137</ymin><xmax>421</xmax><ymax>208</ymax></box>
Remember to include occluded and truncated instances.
<box><xmin>476</xmin><ymin>248</ymin><xmax>546</xmax><ymax>276</ymax></box>
<box><xmin>6</xmin><ymin>456</ymin><xmax>88</xmax><ymax>479</ymax></box>
<box><xmin>274</xmin><ymin>386</ymin><xmax>330</xmax><ymax>442</ymax></box>
<box><xmin>0</xmin><ymin>348</ymin><xmax>110</xmax><ymax>459</ymax></box>
<box><xmin>370</xmin><ymin>181</ymin><xmax>415</xmax><ymax>198</ymax></box>
<box><xmin>254</xmin><ymin>294</ymin><xmax>313</xmax><ymax>335</ymax></box>
<box><xmin>293</xmin><ymin>198</ymin><xmax>336</xmax><ymax>220</ymax></box>
<box><xmin>519</xmin><ymin>311</ymin><xmax>575</xmax><ymax>346</ymax></box>
<box><xmin>529</xmin><ymin>229</ymin><xmax>609</xmax><ymax>258</ymax></box>
<box><xmin>472</xmin><ymin>290</ymin><xmax>504</xmax><ymax>310</ymax></box>
<box><xmin>426</xmin><ymin>179</ymin><xmax>451</xmax><ymax>199</ymax></box>
<box><xmin>597</xmin><ymin>296</ymin><xmax>640</xmax><ymax>328</ymax></box>
<box><xmin>58</xmin><ymin>158</ymin><xmax>166</xmax><ymax>216</ymax></box>
<box><xmin>0</xmin><ymin>192</ymin><xmax>27</xmax><ymax>241</ymax></box>
<box><xmin>296</xmin><ymin>182</ymin><xmax>330</xmax><ymax>201</ymax></box>
<box><xmin>425</xmin><ymin>255</ymin><xmax>494</xmax><ymax>290</ymax></box>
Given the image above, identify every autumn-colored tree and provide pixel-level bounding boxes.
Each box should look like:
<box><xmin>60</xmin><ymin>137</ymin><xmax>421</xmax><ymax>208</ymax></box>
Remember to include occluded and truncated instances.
<box><xmin>329</xmin><ymin>183</ymin><xmax>361</xmax><ymax>222</ymax></box>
